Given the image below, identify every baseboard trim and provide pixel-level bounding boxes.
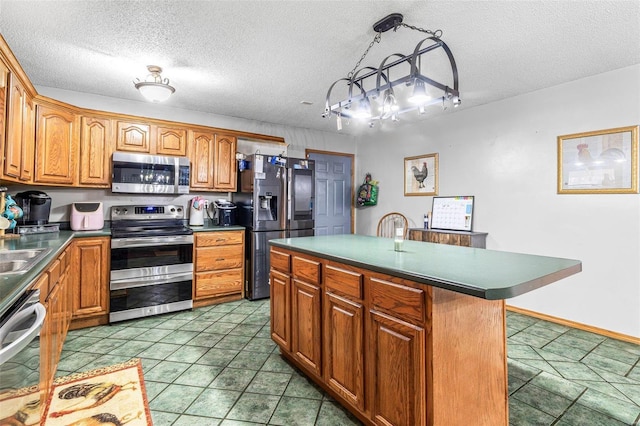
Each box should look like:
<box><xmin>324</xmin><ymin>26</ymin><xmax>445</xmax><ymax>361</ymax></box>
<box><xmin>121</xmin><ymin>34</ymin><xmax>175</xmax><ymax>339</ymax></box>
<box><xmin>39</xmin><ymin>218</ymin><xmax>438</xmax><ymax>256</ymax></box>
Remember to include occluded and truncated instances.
<box><xmin>506</xmin><ymin>305</ymin><xmax>640</xmax><ymax>345</ymax></box>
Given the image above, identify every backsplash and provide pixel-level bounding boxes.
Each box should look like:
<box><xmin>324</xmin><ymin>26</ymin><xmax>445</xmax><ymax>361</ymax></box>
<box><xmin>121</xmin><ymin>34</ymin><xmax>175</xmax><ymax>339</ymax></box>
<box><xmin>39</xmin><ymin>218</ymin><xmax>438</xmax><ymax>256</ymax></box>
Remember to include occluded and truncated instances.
<box><xmin>3</xmin><ymin>184</ymin><xmax>231</xmax><ymax>223</ymax></box>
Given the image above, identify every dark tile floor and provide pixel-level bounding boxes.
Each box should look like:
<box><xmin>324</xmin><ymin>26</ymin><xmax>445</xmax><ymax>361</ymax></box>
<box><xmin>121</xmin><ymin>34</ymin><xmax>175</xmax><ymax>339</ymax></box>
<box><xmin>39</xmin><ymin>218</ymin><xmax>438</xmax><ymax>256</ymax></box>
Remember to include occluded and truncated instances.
<box><xmin>57</xmin><ymin>300</ymin><xmax>640</xmax><ymax>425</ymax></box>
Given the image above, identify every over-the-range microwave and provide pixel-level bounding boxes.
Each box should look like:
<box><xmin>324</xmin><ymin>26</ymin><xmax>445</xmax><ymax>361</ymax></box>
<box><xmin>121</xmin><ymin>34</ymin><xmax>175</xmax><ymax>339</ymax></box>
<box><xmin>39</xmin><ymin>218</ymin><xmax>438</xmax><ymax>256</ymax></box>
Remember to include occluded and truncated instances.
<box><xmin>112</xmin><ymin>152</ymin><xmax>190</xmax><ymax>194</ymax></box>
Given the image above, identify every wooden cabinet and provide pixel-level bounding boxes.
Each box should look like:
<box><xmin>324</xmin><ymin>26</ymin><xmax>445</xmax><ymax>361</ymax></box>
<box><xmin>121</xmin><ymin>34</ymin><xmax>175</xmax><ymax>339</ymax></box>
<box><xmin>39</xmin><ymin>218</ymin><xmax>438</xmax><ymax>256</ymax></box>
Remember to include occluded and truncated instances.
<box><xmin>193</xmin><ymin>230</ymin><xmax>244</xmax><ymax>306</ymax></box>
<box><xmin>188</xmin><ymin>131</ymin><xmax>237</xmax><ymax>191</ymax></box>
<box><xmin>408</xmin><ymin>228</ymin><xmax>488</xmax><ymax>248</ymax></box>
<box><xmin>270</xmin><ymin>246</ymin><xmax>508</xmax><ymax>426</ymax></box>
<box><xmin>116</xmin><ymin>120</ymin><xmax>150</xmax><ymax>153</ymax></box>
<box><xmin>189</xmin><ymin>130</ymin><xmax>215</xmax><ymax>189</ymax></box>
<box><xmin>368</xmin><ymin>275</ymin><xmax>427</xmax><ymax>426</ymax></box>
<box><xmin>324</xmin><ymin>290</ymin><xmax>365</xmax><ymax>410</ymax></box>
<box><xmin>39</xmin><ymin>244</ymin><xmax>73</xmax><ymax>411</ymax></box>
<box><xmin>270</xmin><ymin>248</ymin><xmax>292</xmax><ymax>351</ymax></box>
<box><xmin>0</xmin><ymin>60</ymin><xmax>6</xmax><ymax>171</ymax></box>
<box><xmin>70</xmin><ymin>237</ymin><xmax>110</xmax><ymax>329</ymax></box>
<box><xmin>116</xmin><ymin>120</ymin><xmax>188</xmax><ymax>157</ymax></box>
<box><xmin>213</xmin><ymin>133</ymin><xmax>237</xmax><ymax>191</ymax></box>
<box><xmin>4</xmin><ymin>73</ymin><xmax>34</xmax><ymax>182</ymax></box>
<box><xmin>291</xmin><ymin>254</ymin><xmax>322</xmax><ymax>377</ymax></box>
<box><xmin>155</xmin><ymin>125</ymin><xmax>187</xmax><ymax>156</ymax></box>
<box><xmin>79</xmin><ymin>116</ymin><xmax>112</xmax><ymax>187</ymax></box>
<box><xmin>34</xmin><ymin>102</ymin><xmax>78</xmax><ymax>185</ymax></box>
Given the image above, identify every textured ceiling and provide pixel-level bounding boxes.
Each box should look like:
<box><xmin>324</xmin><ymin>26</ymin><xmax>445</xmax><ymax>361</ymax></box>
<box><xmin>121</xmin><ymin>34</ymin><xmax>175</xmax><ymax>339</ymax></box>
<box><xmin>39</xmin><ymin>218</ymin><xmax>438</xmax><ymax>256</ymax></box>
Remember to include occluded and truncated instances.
<box><xmin>0</xmin><ymin>0</ymin><xmax>639</xmax><ymax>135</ymax></box>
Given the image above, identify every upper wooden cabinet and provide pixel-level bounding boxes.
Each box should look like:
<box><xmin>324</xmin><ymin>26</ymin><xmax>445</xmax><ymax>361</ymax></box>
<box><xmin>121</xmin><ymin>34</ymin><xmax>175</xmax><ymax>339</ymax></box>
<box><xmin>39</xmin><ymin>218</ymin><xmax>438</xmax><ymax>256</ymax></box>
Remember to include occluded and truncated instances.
<box><xmin>79</xmin><ymin>116</ymin><xmax>112</xmax><ymax>187</ymax></box>
<box><xmin>4</xmin><ymin>73</ymin><xmax>35</xmax><ymax>182</ymax></box>
<box><xmin>213</xmin><ymin>133</ymin><xmax>237</xmax><ymax>191</ymax></box>
<box><xmin>188</xmin><ymin>131</ymin><xmax>237</xmax><ymax>192</ymax></box>
<box><xmin>34</xmin><ymin>102</ymin><xmax>78</xmax><ymax>185</ymax></box>
<box><xmin>155</xmin><ymin>125</ymin><xmax>187</xmax><ymax>156</ymax></box>
<box><xmin>116</xmin><ymin>120</ymin><xmax>150</xmax><ymax>153</ymax></box>
<box><xmin>0</xmin><ymin>60</ymin><xmax>7</xmax><ymax>177</ymax></box>
<box><xmin>189</xmin><ymin>130</ymin><xmax>215</xmax><ymax>189</ymax></box>
<box><xmin>116</xmin><ymin>120</ymin><xmax>188</xmax><ymax>157</ymax></box>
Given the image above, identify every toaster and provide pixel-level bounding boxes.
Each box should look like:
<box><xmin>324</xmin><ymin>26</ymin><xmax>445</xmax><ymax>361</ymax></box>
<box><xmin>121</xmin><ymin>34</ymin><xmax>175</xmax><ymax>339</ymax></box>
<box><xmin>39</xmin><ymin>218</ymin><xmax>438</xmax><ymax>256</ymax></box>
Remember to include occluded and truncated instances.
<box><xmin>70</xmin><ymin>202</ymin><xmax>104</xmax><ymax>231</ymax></box>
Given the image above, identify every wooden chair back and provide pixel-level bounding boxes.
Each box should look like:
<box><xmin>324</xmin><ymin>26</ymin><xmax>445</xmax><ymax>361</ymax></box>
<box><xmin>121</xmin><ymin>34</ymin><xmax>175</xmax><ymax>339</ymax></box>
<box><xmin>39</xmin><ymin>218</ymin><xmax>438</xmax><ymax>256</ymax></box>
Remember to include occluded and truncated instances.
<box><xmin>377</xmin><ymin>212</ymin><xmax>408</xmax><ymax>239</ymax></box>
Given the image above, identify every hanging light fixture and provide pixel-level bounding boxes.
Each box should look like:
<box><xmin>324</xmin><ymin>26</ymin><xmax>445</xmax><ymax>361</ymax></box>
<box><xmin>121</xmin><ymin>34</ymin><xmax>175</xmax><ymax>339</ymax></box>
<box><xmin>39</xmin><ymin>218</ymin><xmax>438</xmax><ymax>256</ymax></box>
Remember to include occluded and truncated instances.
<box><xmin>134</xmin><ymin>65</ymin><xmax>175</xmax><ymax>103</ymax></box>
<box><xmin>322</xmin><ymin>13</ymin><xmax>461</xmax><ymax>130</ymax></box>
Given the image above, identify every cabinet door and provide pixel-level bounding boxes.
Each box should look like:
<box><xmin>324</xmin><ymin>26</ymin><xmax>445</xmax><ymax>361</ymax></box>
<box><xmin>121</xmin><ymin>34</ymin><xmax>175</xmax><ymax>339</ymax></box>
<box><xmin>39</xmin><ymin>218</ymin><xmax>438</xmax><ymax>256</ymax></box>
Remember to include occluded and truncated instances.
<box><xmin>369</xmin><ymin>310</ymin><xmax>426</xmax><ymax>426</ymax></box>
<box><xmin>116</xmin><ymin>121</ymin><xmax>150</xmax><ymax>153</ymax></box>
<box><xmin>213</xmin><ymin>133</ymin><xmax>237</xmax><ymax>191</ymax></box>
<box><xmin>20</xmin><ymin>94</ymin><xmax>35</xmax><ymax>181</ymax></box>
<box><xmin>72</xmin><ymin>237</ymin><xmax>110</xmax><ymax>319</ymax></box>
<box><xmin>324</xmin><ymin>291</ymin><xmax>365</xmax><ymax>410</ymax></box>
<box><xmin>291</xmin><ymin>279</ymin><xmax>322</xmax><ymax>376</ymax></box>
<box><xmin>0</xmin><ymin>61</ymin><xmax>6</xmax><ymax>172</ymax></box>
<box><xmin>189</xmin><ymin>130</ymin><xmax>215</xmax><ymax>189</ymax></box>
<box><xmin>35</xmin><ymin>104</ymin><xmax>77</xmax><ymax>185</ymax></box>
<box><xmin>79</xmin><ymin>116</ymin><xmax>112</xmax><ymax>186</ymax></box>
<box><xmin>270</xmin><ymin>269</ymin><xmax>291</xmax><ymax>351</ymax></box>
<box><xmin>155</xmin><ymin>125</ymin><xmax>187</xmax><ymax>156</ymax></box>
<box><xmin>4</xmin><ymin>73</ymin><xmax>25</xmax><ymax>179</ymax></box>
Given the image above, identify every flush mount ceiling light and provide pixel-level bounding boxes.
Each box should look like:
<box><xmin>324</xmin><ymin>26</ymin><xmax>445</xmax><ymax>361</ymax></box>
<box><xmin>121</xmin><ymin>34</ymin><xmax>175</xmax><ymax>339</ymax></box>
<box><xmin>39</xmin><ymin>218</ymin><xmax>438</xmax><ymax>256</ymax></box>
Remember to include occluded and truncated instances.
<box><xmin>322</xmin><ymin>13</ymin><xmax>460</xmax><ymax>130</ymax></box>
<box><xmin>134</xmin><ymin>65</ymin><xmax>175</xmax><ymax>103</ymax></box>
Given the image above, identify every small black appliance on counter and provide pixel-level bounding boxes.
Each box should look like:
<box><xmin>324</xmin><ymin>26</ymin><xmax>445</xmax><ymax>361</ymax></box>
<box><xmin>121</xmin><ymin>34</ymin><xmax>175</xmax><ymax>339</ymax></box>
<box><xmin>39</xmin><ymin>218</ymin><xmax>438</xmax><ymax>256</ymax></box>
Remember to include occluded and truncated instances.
<box><xmin>213</xmin><ymin>200</ymin><xmax>237</xmax><ymax>226</ymax></box>
<box><xmin>14</xmin><ymin>190</ymin><xmax>52</xmax><ymax>225</ymax></box>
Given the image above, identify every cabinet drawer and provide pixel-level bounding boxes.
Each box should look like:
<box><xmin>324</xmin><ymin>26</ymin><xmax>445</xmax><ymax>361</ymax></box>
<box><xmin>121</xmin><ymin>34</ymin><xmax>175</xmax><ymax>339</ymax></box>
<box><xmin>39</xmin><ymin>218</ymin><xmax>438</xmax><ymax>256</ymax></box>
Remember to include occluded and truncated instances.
<box><xmin>370</xmin><ymin>277</ymin><xmax>426</xmax><ymax>324</ymax></box>
<box><xmin>195</xmin><ymin>269</ymin><xmax>243</xmax><ymax>298</ymax></box>
<box><xmin>292</xmin><ymin>256</ymin><xmax>321</xmax><ymax>285</ymax></box>
<box><xmin>197</xmin><ymin>231</ymin><xmax>243</xmax><ymax>247</ymax></box>
<box><xmin>196</xmin><ymin>245</ymin><xmax>243</xmax><ymax>272</ymax></box>
<box><xmin>270</xmin><ymin>248</ymin><xmax>291</xmax><ymax>273</ymax></box>
<box><xmin>325</xmin><ymin>264</ymin><xmax>363</xmax><ymax>300</ymax></box>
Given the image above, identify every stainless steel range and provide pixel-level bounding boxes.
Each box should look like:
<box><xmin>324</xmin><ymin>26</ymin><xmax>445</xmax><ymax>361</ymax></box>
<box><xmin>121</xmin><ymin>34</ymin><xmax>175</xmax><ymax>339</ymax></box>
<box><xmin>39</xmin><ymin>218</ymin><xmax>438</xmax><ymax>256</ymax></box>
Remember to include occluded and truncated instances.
<box><xmin>109</xmin><ymin>204</ymin><xmax>193</xmax><ymax>323</ymax></box>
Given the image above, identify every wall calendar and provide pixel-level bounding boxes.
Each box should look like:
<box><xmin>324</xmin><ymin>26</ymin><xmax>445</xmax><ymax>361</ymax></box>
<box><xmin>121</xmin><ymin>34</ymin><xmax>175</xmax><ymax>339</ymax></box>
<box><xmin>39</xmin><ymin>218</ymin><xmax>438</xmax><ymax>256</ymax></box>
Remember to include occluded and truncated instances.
<box><xmin>431</xmin><ymin>196</ymin><xmax>475</xmax><ymax>232</ymax></box>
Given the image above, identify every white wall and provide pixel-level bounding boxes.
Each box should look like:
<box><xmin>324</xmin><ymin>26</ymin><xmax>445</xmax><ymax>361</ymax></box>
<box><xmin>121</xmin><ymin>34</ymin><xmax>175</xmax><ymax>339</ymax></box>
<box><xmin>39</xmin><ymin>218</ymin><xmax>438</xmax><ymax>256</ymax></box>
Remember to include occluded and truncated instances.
<box><xmin>354</xmin><ymin>65</ymin><xmax>640</xmax><ymax>338</ymax></box>
<box><xmin>11</xmin><ymin>87</ymin><xmax>355</xmax><ymax>222</ymax></box>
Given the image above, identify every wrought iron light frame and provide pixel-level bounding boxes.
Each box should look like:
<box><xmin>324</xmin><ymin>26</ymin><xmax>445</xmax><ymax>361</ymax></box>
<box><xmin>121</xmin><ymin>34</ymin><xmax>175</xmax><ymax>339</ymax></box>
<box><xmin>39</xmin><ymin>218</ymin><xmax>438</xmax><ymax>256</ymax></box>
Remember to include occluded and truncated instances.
<box><xmin>322</xmin><ymin>13</ymin><xmax>460</xmax><ymax>130</ymax></box>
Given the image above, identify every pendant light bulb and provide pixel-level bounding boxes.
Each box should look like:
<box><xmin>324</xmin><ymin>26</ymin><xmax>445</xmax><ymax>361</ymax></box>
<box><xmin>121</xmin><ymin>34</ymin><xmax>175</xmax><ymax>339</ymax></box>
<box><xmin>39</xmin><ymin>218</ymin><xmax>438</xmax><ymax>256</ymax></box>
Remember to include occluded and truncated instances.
<box><xmin>352</xmin><ymin>97</ymin><xmax>372</xmax><ymax>119</ymax></box>
<box><xmin>408</xmin><ymin>79</ymin><xmax>431</xmax><ymax>105</ymax></box>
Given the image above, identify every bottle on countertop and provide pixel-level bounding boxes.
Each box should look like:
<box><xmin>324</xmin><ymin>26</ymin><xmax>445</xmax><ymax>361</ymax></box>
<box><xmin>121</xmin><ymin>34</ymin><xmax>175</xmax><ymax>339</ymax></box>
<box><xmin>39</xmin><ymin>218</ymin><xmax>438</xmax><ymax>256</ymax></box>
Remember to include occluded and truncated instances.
<box><xmin>424</xmin><ymin>213</ymin><xmax>429</xmax><ymax>230</ymax></box>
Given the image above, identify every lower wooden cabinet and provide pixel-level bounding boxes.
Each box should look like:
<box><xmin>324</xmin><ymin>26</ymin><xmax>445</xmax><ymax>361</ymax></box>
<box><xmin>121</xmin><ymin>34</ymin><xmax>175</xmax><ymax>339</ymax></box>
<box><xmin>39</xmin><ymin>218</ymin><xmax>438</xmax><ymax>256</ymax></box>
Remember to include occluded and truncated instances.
<box><xmin>291</xmin><ymin>278</ymin><xmax>322</xmax><ymax>376</ymax></box>
<box><xmin>38</xmin><ymin>243</ymin><xmax>73</xmax><ymax>418</ymax></box>
<box><xmin>323</xmin><ymin>291</ymin><xmax>365</xmax><ymax>411</ymax></box>
<box><xmin>70</xmin><ymin>236</ymin><xmax>110</xmax><ymax>329</ymax></box>
<box><xmin>270</xmin><ymin>246</ymin><xmax>508</xmax><ymax>426</ymax></box>
<box><xmin>270</xmin><ymin>269</ymin><xmax>291</xmax><ymax>350</ymax></box>
<box><xmin>193</xmin><ymin>230</ymin><xmax>244</xmax><ymax>306</ymax></box>
<box><xmin>370</xmin><ymin>309</ymin><xmax>426</xmax><ymax>426</ymax></box>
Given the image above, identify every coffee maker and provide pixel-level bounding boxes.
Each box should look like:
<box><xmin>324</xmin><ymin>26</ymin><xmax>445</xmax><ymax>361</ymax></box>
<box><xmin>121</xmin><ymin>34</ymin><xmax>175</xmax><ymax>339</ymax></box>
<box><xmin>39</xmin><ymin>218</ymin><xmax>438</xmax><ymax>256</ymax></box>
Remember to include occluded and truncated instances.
<box><xmin>14</xmin><ymin>190</ymin><xmax>51</xmax><ymax>225</ymax></box>
<box><xmin>214</xmin><ymin>200</ymin><xmax>237</xmax><ymax>226</ymax></box>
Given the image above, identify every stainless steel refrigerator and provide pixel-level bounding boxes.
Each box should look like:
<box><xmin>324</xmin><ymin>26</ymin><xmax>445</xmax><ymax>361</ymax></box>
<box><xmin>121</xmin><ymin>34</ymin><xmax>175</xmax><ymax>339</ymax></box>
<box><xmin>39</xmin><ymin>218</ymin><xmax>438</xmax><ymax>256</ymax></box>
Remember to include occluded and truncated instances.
<box><xmin>234</xmin><ymin>155</ymin><xmax>315</xmax><ymax>300</ymax></box>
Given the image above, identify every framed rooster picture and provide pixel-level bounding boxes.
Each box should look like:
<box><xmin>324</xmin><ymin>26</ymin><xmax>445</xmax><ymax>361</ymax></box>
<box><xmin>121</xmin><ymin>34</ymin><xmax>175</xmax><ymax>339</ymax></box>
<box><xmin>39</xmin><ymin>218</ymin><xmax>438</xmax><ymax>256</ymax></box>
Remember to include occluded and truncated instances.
<box><xmin>404</xmin><ymin>153</ymin><xmax>438</xmax><ymax>196</ymax></box>
<box><xmin>558</xmin><ymin>126</ymin><xmax>638</xmax><ymax>194</ymax></box>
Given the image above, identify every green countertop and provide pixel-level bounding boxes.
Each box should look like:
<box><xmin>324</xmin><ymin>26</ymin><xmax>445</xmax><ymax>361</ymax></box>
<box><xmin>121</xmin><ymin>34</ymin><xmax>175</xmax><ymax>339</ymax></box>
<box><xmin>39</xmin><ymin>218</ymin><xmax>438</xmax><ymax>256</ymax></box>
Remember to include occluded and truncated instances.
<box><xmin>0</xmin><ymin>225</ymin><xmax>245</xmax><ymax>318</ymax></box>
<box><xmin>270</xmin><ymin>234</ymin><xmax>582</xmax><ymax>300</ymax></box>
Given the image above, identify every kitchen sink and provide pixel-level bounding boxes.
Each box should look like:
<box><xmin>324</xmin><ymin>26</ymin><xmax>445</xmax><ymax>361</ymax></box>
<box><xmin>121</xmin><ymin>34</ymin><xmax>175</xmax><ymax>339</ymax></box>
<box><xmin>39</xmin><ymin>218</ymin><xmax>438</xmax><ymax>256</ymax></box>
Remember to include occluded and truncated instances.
<box><xmin>0</xmin><ymin>248</ymin><xmax>51</xmax><ymax>275</ymax></box>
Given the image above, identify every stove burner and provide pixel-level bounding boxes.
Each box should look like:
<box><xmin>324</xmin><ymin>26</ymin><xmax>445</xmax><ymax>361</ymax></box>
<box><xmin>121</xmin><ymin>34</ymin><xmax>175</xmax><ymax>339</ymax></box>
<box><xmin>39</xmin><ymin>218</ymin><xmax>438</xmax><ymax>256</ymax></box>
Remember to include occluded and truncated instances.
<box><xmin>110</xmin><ymin>204</ymin><xmax>192</xmax><ymax>239</ymax></box>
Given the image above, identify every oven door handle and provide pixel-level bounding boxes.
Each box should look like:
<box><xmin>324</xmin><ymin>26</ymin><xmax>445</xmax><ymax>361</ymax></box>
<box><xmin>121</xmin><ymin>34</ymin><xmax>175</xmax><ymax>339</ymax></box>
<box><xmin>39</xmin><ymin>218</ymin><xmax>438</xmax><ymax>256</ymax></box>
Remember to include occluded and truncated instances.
<box><xmin>0</xmin><ymin>303</ymin><xmax>46</xmax><ymax>365</ymax></box>
<box><xmin>111</xmin><ymin>272</ymin><xmax>193</xmax><ymax>290</ymax></box>
<box><xmin>111</xmin><ymin>235</ymin><xmax>193</xmax><ymax>249</ymax></box>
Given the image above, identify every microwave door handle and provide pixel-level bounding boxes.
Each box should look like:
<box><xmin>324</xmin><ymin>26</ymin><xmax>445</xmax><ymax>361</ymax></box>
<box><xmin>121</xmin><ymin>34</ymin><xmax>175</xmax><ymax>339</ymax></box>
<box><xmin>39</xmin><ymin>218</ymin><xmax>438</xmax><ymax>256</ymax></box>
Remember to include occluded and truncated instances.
<box><xmin>0</xmin><ymin>303</ymin><xmax>46</xmax><ymax>365</ymax></box>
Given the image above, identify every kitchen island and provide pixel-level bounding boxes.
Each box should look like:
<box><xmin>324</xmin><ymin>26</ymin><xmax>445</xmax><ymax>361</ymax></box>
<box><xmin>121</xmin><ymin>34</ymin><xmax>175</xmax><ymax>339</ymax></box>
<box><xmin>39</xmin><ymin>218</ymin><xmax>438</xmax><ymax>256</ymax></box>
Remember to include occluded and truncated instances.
<box><xmin>269</xmin><ymin>234</ymin><xmax>581</xmax><ymax>426</ymax></box>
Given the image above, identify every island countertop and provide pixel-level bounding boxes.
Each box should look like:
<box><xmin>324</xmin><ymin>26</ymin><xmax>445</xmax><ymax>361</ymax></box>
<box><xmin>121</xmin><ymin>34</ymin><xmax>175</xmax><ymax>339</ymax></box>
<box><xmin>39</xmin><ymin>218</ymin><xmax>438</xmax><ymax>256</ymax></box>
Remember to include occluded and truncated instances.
<box><xmin>269</xmin><ymin>234</ymin><xmax>582</xmax><ymax>300</ymax></box>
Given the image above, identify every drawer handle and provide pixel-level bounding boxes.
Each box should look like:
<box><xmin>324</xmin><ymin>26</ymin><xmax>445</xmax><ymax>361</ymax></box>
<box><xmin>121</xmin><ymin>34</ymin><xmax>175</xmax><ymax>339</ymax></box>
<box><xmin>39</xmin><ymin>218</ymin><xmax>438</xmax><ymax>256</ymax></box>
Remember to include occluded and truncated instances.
<box><xmin>216</xmin><ymin>238</ymin><xmax>225</xmax><ymax>242</ymax></box>
<box><xmin>216</xmin><ymin>258</ymin><xmax>225</xmax><ymax>261</ymax></box>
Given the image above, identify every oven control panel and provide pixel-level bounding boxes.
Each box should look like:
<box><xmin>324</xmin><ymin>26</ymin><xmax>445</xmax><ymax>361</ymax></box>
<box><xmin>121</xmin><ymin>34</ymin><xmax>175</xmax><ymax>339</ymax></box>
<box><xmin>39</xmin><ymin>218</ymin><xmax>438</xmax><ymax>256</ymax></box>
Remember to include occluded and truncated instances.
<box><xmin>111</xmin><ymin>204</ymin><xmax>184</xmax><ymax>220</ymax></box>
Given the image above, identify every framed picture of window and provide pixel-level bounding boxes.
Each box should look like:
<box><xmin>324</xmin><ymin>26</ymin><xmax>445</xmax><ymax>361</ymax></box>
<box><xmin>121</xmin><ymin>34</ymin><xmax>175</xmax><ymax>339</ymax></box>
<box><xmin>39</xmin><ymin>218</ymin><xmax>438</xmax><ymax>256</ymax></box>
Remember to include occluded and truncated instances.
<box><xmin>558</xmin><ymin>126</ymin><xmax>638</xmax><ymax>194</ymax></box>
<box><xmin>404</xmin><ymin>153</ymin><xmax>438</xmax><ymax>196</ymax></box>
